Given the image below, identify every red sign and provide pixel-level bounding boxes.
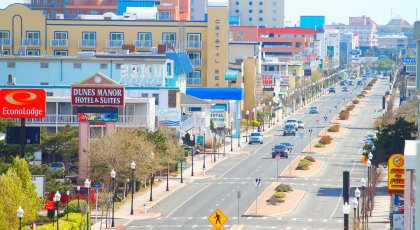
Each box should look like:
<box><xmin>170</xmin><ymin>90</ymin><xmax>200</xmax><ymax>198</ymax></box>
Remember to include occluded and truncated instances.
<box><xmin>0</xmin><ymin>89</ymin><xmax>46</xmax><ymax>118</ymax></box>
<box><xmin>45</xmin><ymin>201</ymin><xmax>55</xmax><ymax>210</ymax></box>
<box><xmin>71</xmin><ymin>87</ymin><xmax>125</xmax><ymax>107</ymax></box>
<box><xmin>262</xmin><ymin>75</ymin><xmax>274</xmax><ymax>86</ymax></box>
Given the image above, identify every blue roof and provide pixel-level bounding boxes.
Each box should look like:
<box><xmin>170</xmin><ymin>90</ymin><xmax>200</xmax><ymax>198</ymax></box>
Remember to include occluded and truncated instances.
<box><xmin>186</xmin><ymin>88</ymin><xmax>244</xmax><ymax>100</ymax></box>
<box><xmin>166</xmin><ymin>52</ymin><xmax>194</xmax><ymax>75</ymax></box>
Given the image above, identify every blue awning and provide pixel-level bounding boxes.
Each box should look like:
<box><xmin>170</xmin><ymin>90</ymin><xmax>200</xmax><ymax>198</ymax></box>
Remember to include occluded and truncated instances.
<box><xmin>166</xmin><ymin>52</ymin><xmax>194</xmax><ymax>75</ymax></box>
<box><xmin>186</xmin><ymin>88</ymin><xmax>244</xmax><ymax>100</ymax></box>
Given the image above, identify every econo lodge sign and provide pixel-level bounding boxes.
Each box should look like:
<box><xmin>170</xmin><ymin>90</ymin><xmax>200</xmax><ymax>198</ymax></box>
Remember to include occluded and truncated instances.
<box><xmin>0</xmin><ymin>89</ymin><xmax>46</xmax><ymax>118</ymax></box>
<box><xmin>71</xmin><ymin>87</ymin><xmax>124</xmax><ymax>107</ymax></box>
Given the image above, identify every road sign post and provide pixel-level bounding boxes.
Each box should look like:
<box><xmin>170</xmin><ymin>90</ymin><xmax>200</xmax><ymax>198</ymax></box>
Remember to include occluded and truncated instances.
<box><xmin>276</xmin><ymin>154</ymin><xmax>280</xmax><ymax>182</ymax></box>
<box><xmin>208</xmin><ymin>208</ymin><xmax>228</xmax><ymax>229</ymax></box>
<box><xmin>255</xmin><ymin>178</ymin><xmax>262</xmax><ymax>213</ymax></box>
<box><xmin>237</xmin><ymin>191</ymin><xmax>241</xmax><ymax>226</ymax></box>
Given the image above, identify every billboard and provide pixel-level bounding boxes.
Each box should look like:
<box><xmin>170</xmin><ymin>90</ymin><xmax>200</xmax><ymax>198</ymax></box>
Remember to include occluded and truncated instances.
<box><xmin>210</xmin><ymin>105</ymin><xmax>225</xmax><ymax>126</ymax></box>
<box><xmin>388</xmin><ymin>154</ymin><xmax>404</xmax><ymax>194</ymax></box>
<box><xmin>78</xmin><ymin>113</ymin><xmax>118</xmax><ymax>123</ymax></box>
<box><xmin>349</xmin><ymin>49</ymin><xmax>361</xmax><ymax>56</ymax></box>
<box><xmin>158</xmin><ymin>108</ymin><xmax>181</xmax><ymax>127</ymax></box>
<box><xmin>280</xmin><ymin>75</ymin><xmax>290</xmax><ymax>85</ymax></box>
<box><xmin>262</xmin><ymin>75</ymin><xmax>274</xmax><ymax>86</ymax></box>
<box><xmin>71</xmin><ymin>87</ymin><xmax>125</xmax><ymax>107</ymax></box>
<box><xmin>0</xmin><ymin>89</ymin><xmax>46</xmax><ymax>118</ymax></box>
<box><xmin>327</xmin><ymin>46</ymin><xmax>334</xmax><ymax>58</ymax></box>
<box><xmin>402</xmin><ymin>58</ymin><xmax>416</xmax><ymax>65</ymax></box>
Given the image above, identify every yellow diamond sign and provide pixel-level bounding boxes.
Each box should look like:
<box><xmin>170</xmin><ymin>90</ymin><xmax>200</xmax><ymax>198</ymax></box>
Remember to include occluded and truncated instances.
<box><xmin>208</xmin><ymin>208</ymin><xmax>228</xmax><ymax>229</ymax></box>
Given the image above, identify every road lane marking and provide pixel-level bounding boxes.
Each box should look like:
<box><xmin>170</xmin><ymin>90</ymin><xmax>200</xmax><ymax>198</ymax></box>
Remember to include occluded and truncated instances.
<box><xmin>166</xmin><ymin>184</ymin><xmax>212</xmax><ymax>217</ymax></box>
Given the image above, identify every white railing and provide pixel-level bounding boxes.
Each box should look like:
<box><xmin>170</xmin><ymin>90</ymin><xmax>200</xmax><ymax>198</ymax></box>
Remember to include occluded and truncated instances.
<box><xmin>50</xmin><ymin>39</ymin><xmax>68</xmax><ymax>47</ymax></box>
<box><xmin>78</xmin><ymin>39</ymin><xmax>96</xmax><ymax>48</ymax></box>
<box><xmin>22</xmin><ymin>38</ymin><xmax>40</xmax><ymax>47</ymax></box>
<box><xmin>186</xmin><ymin>78</ymin><xmax>202</xmax><ymax>86</ymax></box>
<box><xmin>133</xmin><ymin>40</ymin><xmax>152</xmax><ymax>48</ymax></box>
<box><xmin>161</xmin><ymin>40</ymin><xmax>177</xmax><ymax>48</ymax></box>
<box><xmin>186</xmin><ymin>40</ymin><xmax>202</xmax><ymax>48</ymax></box>
<box><xmin>0</xmin><ymin>38</ymin><xmax>11</xmax><ymax>46</ymax></box>
<box><xmin>106</xmin><ymin>40</ymin><xmax>124</xmax><ymax>48</ymax></box>
<box><xmin>21</xmin><ymin>114</ymin><xmax>150</xmax><ymax>127</ymax></box>
<box><xmin>190</xmin><ymin>59</ymin><xmax>202</xmax><ymax>67</ymax></box>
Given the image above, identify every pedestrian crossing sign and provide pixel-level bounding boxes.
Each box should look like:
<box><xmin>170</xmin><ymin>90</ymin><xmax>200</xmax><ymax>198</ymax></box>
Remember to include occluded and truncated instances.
<box><xmin>208</xmin><ymin>208</ymin><xmax>228</xmax><ymax>229</ymax></box>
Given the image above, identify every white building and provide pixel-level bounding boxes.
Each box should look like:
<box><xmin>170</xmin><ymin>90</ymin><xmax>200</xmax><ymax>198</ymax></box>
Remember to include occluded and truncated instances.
<box><xmin>190</xmin><ymin>0</ymin><xmax>207</xmax><ymax>21</ymax></box>
<box><xmin>228</xmin><ymin>0</ymin><xmax>285</xmax><ymax>28</ymax></box>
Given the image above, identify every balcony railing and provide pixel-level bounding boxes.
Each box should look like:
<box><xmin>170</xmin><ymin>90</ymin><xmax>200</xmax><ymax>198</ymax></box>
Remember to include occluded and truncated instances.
<box><xmin>78</xmin><ymin>39</ymin><xmax>96</xmax><ymax>48</ymax></box>
<box><xmin>0</xmin><ymin>38</ymin><xmax>11</xmax><ymax>46</ymax></box>
<box><xmin>106</xmin><ymin>40</ymin><xmax>124</xmax><ymax>48</ymax></box>
<box><xmin>186</xmin><ymin>40</ymin><xmax>202</xmax><ymax>48</ymax></box>
<box><xmin>186</xmin><ymin>77</ymin><xmax>202</xmax><ymax>86</ymax></box>
<box><xmin>50</xmin><ymin>39</ymin><xmax>68</xmax><ymax>47</ymax></box>
<box><xmin>161</xmin><ymin>40</ymin><xmax>177</xmax><ymax>48</ymax></box>
<box><xmin>22</xmin><ymin>38</ymin><xmax>40</xmax><ymax>47</ymax></box>
<box><xmin>133</xmin><ymin>40</ymin><xmax>152</xmax><ymax>48</ymax></box>
<box><xmin>18</xmin><ymin>114</ymin><xmax>150</xmax><ymax>127</ymax></box>
<box><xmin>190</xmin><ymin>59</ymin><xmax>202</xmax><ymax>67</ymax></box>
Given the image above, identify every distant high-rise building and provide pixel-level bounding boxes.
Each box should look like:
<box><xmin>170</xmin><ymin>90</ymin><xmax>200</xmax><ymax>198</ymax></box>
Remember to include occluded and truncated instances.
<box><xmin>378</xmin><ymin>15</ymin><xmax>415</xmax><ymax>48</ymax></box>
<box><xmin>190</xmin><ymin>0</ymin><xmax>206</xmax><ymax>21</ymax></box>
<box><xmin>228</xmin><ymin>0</ymin><xmax>285</xmax><ymax>28</ymax></box>
<box><xmin>326</xmin><ymin>16</ymin><xmax>378</xmax><ymax>49</ymax></box>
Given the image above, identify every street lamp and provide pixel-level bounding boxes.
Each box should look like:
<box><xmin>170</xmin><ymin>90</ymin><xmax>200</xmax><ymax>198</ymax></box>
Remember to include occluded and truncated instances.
<box><xmin>110</xmin><ymin>170</ymin><xmax>116</xmax><ymax>227</ymax></box>
<box><xmin>252</xmin><ymin>108</ymin><xmax>256</xmax><ymax>132</ymax></box>
<box><xmin>84</xmin><ymin>178</ymin><xmax>91</xmax><ymax>230</ymax></box>
<box><xmin>355</xmin><ymin>187</ymin><xmax>361</xmax><ymax>219</ymax></box>
<box><xmin>54</xmin><ymin>191</ymin><xmax>61</xmax><ymax>230</ymax></box>
<box><xmin>230</xmin><ymin>118</ymin><xmax>234</xmax><ymax>152</ymax></box>
<box><xmin>149</xmin><ymin>151</ymin><xmax>155</xmax><ymax>202</ymax></box>
<box><xmin>77</xmin><ymin>186</ymin><xmax>80</xmax><ymax>207</ymax></box>
<box><xmin>361</xmin><ymin>178</ymin><xmax>367</xmax><ymax>228</ymax></box>
<box><xmin>17</xmin><ymin>206</ymin><xmax>23</xmax><ymax>230</ymax></box>
<box><xmin>245</xmin><ymin>110</ymin><xmax>250</xmax><ymax>143</ymax></box>
<box><xmin>308</xmin><ymin>129</ymin><xmax>313</xmax><ymax>152</ymax></box>
<box><xmin>268</xmin><ymin>101</ymin><xmax>272</xmax><ymax>128</ymax></box>
<box><xmin>130</xmin><ymin>161</ymin><xmax>136</xmax><ymax>215</ymax></box>
<box><xmin>352</xmin><ymin>197</ymin><xmax>358</xmax><ymax>224</ymax></box>
<box><xmin>190</xmin><ymin>134</ymin><xmax>194</xmax><ymax>176</ymax></box>
<box><xmin>66</xmin><ymin>190</ymin><xmax>70</xmax><ymax>220</ymax></box>
<box><xmin>203</xmin><ymin>132</ymin><xmax>206</xmax><ymax>170</ymax></box>
<box><xmin>343</xmin><ymin>202</ymin><xmax>350</xmax><ymax>230</ymax></box>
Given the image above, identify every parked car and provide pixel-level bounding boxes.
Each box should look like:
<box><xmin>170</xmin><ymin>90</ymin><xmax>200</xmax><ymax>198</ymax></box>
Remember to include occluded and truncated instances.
<box><xmin>286</xmin><ymin>119</ymin><xmax>299</xmax><ymax>130</ymax></box>
<box><xmin>342</xmin><ymin>86</ymin><xmax>349</xmax><ymax>92</ymax></box>
<box><xmin>248</xmin><ymin>132</ymin><xmax>263</xmax><ymax>144</ymax></box>
<box><xmin>348</xmin><ymin>80</ymin><xmax>353</xmax><ymax>86</ymax></box>
<box><xmin>283</xmin><ymin>123</ymin><xmax>296</xmax><ymax>136</ymax></box>
<box><xmin>357</xmin><ymin>80</ymin><xmax>364</xmax><ymax>86</ymax></box>
<box><xmin>328</xmin><ymin>87</ymin><xmax>336</xmax><ymax>93</ymax></box>
<box><xmin>340</xmin><ymin>80</ymin><xmax>347</xmax><ymax>86</ymax></box>
<box><xmin>48</xmin><ymin>162</ymin><xmax>65</xmax><ymax>173</ymax></box>
<box><xmin>297</xmin><ymin>120</ymin><xmax>305</xmax><ymax>129</ymax></box>
<box><xmin>183</xmin><ymin>145</ymin><xmax>200</xmax><ymax>155</ymax></box>
<box><xmin>309</xmin><ymin>106</ymin><xmax>319</xmax><ymax>114</ymax></box>
<box><xmin>280</xmin><ymin>142</ymin><xmax>293</xmax><ymax>152</ymax></box>
<box><xmin>272</xmin><ymin>145</ymin><xmax>288</xmax><ymax>159</ymax></box>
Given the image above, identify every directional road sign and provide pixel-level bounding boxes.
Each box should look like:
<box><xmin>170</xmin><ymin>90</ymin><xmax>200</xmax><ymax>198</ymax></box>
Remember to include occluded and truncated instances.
<box><xmin>208</xmin><ymin>208</ymin><xmax>228</xmax><ymax>229</ymax></box>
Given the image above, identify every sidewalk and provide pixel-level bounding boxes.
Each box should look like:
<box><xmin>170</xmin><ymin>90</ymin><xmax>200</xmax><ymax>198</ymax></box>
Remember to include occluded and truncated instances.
<box><xmin>369</xmin><ymin>184</ymin><xmax>391</xmax><ymax>229</ymax></box>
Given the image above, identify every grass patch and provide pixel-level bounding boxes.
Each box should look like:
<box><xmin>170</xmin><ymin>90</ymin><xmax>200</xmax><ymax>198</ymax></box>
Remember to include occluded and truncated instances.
<box><xmin>273</xmin><ymin>191</ymin><xmax>286</xmax><ymax>198</ymax></box>
<box><xmin>315</xmin><ymin>143</ymin><xmax>325</xmax><ymax>148</ymax></box>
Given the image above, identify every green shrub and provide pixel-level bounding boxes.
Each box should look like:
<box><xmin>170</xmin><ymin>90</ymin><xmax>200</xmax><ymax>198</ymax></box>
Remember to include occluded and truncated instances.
<box><xmin>304</xmin><ymin>156</ymin><xmax>316</xmax><ymax>162</ymax></box>
<box><xmin>339</xmin><ymin>110</ymin><xmax>350</xmax><ymax>120</ymax></box>
<box><xmin>273</xmin><ymin>191</ymin><xmax>286</xmax><ymax>198</ymax></box>
<box><xmin>319</xmin><ymin>135</ymin><xmax>332</xmax><ymax>145</ymax></box>
<box><xmin>328</xmin><ymin>124</ymin><xmax>340</xmax><ymax>132</ymax></box>
<box><xmin>352</xmin><ymin>99</ymin><xmax>360</xmax><ymax>104</ymax></box>
<box><xmin>275</xmin><ymin>184</ymin><xmax>293</xmax><ymax>192</ymax></box>
<box><xmin>299</xmin><ymin>159</ymin><xmax>312</xmax><ymax>166</ymax></box>
<box><xmin>64</xmin><ymin>199</ymin><xmax>88</xmax><ymax>214</ymax></box>
<box><xmin>314</xmin><ymin>143</ymin><xmax>325</xmax><ymax>148</ymax></box>
<box><xmin>266</xmin><ymin>196</ymin><xmax>284</xmax><ymax>205</ymax></box>
<box><xmin>295</xmin><ymin>165</ymin><xmax>309</xmax><ymax>170</ymax></box>
<box><xmin>346</xmin><ymin>105</ymin><xmax>355</xmax><ymax>111</ymax></box>
<box><xmin>66</xmin><ymin>213</ymin><xmax>86</xmax><ymax>224</ymax></box>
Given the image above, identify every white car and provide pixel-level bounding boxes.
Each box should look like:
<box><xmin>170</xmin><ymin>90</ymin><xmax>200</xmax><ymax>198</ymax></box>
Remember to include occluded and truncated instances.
<box><xmin>249</xmin><ymin>132</ymin><xmax>263</xmax><ymax>144</ymax></box>
<box><xmin>286</xmin><ymin>119</ymin><xmax>299</xmax><ymax>131</ymax></box>
<box><xmin>297</xmin><ymin>120</ymin><xmax>305</xmax><ymax>129</ymax></box>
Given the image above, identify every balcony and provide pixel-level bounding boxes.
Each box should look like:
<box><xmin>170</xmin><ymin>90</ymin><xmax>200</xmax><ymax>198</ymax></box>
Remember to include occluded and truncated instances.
<box><xmin>20</xmin><ymin>114</ymin><xmax>150</xmax><ymax>127</ymax></box>
<box><xmin>133</xmin><ymin>40</ymin><xmax>152</xmax><ymax>48</ymax></box>
<box><xmin>186</xmin><ymin>77</ymin><xmax>202</xmax><ymax>86</ymax></box>
<box><xmin>189</xmin><ymin>59</ymin><xmax>202</xmax><ymax>67</ymax></box>
<box><xmin>106</xmin><ymin>40</ymin><xmax>124</xmax><ymax>48</ymax></box>
<box><xmin>186</xmin><ymin>40</ymin><xmax>202</xmax><ymax>49</ymax></box>
<box><xmin>22</xmin><ymin>38</ymin><xmax>40</xmax><ymax>47</ymax></box>
<box><xmin>161</xmin><ymin>40</ymin><xmax>177</xmax><ymax>48</ymax></box>
<box><xmin>50</xmin><ymin>39</ymin><xmax>68</xmax><ymax>47</ymax></box>
<box><xmin>78</xmin><ymin>39</ymin><xmax>96</xmax><ymax>48</ymax></box>
<box><xmin>0</xmin><ymin>38</ymin><xmax>11</xmax><ymax>46</ymax></box>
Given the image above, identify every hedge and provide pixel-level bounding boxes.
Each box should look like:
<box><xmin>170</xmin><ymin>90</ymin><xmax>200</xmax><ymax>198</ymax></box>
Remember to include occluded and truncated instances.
<box><xmin>275</xmin><ymin>184</ymin><xmax>293</xmax><ymax>192</ymax></box>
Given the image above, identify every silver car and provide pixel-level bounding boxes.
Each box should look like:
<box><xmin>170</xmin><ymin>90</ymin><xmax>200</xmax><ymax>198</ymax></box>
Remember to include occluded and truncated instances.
<box><xmin>297</xmin><ymin>120</ymin><xmax>304</xmax><ymax>129</ymax></box>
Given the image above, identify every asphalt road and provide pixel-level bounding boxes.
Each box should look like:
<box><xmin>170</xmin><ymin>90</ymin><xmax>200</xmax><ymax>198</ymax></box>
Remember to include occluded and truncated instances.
<box><xmin>123</xmin><ymin>78</ymin><xmax>389</xmax><ymax>229</ymax></box>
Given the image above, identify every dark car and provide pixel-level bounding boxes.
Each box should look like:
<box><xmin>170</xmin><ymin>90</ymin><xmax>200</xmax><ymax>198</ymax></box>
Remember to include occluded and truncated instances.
<box><xmin>183</xmin><ymin>145</ymin><xmax>200</xmax><ymax>155</ymax></box>
<box><xmin>348</xmin><ymin>80</ymin><xmax>353</xmax><ymax>86</ymax></box>
<box><xmin>272</xmin><ymin>145</ymin><xmax>288</xmax><ymax>158</ymax></box>
<box><xmin>342</xmin><ymin>87</ymin><xmax>349</xmax><ymax>92</ymax></box>
<box><xmin>328</xmin><ymin>87</ymin><xmax>336</xmax><ymax>93</ymax></box>
<box><xmin>340</xmin><ymin>81</ymin><xmax>347</xmax><ymax>86</ymax></box>
<box><xmin>357</xmin><ymin>80</ymin><xmax>363</xmax><ymax>86</ymax></box>
<box><xmin>280</xmin><ymin>142</ymin><xmax>293</xmax><ymax>152</ymax></box>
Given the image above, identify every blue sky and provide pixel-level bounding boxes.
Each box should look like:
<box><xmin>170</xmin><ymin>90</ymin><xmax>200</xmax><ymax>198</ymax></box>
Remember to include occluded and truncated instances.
<box><xmin>0</xmin><ymin>0</ymin><xmax>419</xmax><ymax>25</ymax></box>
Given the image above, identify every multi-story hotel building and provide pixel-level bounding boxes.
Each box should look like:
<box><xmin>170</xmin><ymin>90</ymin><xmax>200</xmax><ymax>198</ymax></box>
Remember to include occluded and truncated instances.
<box><xmin>0</xmin><ymin>1</ymin><xmax>229</xmax><ymax>87</ymax></box>
<box><xmin>228</xmin><ymin>0</ymin><xmax>285</xmax><ymax>28</ymax></box>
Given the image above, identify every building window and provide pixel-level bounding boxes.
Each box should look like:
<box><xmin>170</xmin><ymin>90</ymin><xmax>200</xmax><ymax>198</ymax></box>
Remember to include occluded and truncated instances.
<box><xmin>259</xmin><ymin>10</ymin><xmax>263</xmax><ymax>13</ymax></box>
<box><xmin>2</xmin><ymin>49</ymin><xmax>10</xmax><ymax>55</ymax></box>
<box><xmin>188</xmin><ymin>52</ymin><xmax>201</xmax><ymax>67</ymax></box>
<box><xmin>141</xmin><ymin>93</ymin><xmax>148</xmax><ymax>98</ymax></box>
<box><xmin>162</xmin><ymin>32</ymin><xmax>176</xmax><ymax>45</ymax></box>
<box><xmin>237</xmin><ymin>32</ymin><xmax>244</xmax><ymax>41</ymax></box>
<box><xmin>116</xmin><ymin>63</ymin><xmax>122</xmax><ymax>69</ymax></box>
<box><xmin>259</xmin><ymin>1</ymin><xmax>263</xmax><ymax>5</ymax></box>
<box><xmin>159</xmin><ymin>11</ymin><xmax>171</xmax><ymax>20</ymax></box>
<box><xmin>26</xmin><ymin>31</ymin><xmax>40</xmax><ymax>40</ymax></box>
<box><xmin>40</xmin><ymin>62</ymin><xmax>49</xmax><ymax>68</ymax></box>
<box><xmin>249</xmin><ymin>18</ymin><xmax>252</xmax><ymax>21</ymax></box>
<box><xmin>259</xmin><ymin>18</ymin><xmax>263</xmax><ymax>21</ymax></box>
<box><xmin>0</xmin><ymin>31</ymin><xmax>10</xmax><ymax>40</ymax></box>
<box><xmin>27</xmin><ymin>50</ymin><xmax>40</xmax><ymax>56</ymax></box>
<box><xmin>7</xmin><ymin>61</ymin><xmax>15</xmax><ymax>68</ymax></box>
<box><xmin>273</xmin><ymin>9</ymin><xmax>277</xmax><ymax>13</ymax></box>
<box><xmin>54</xmin><ymin>31</ymin><xmax>68</xmax><ymax>40</ymax></box>
<box><xmin>74</xmin><ymin>63</ymin><xmax>82</xmax><ymax>69</ymax></box>
<box><xmin>273</xmin><ymin>17</ymin><xmax>277</xmax><ymax>21</ymax></box>
<box><xmin>273</xmin><ymin>1</ymin><xmax>277</xmax><ymax>5</ymax></box>
<box><xmin>110</xmin><ymin>32</ymin><xmax>123</xmax><ymax>41</ymax></box>
<box><xmin>167</xmin><ymin>62</ymin><xmax>172</xmax><ymax>76</ymax></box>
<box><xmin>100</xmin><ymin>63</ymin><xmax>108</xmax><ymax>69</ymax></box>
<box><xmin>82</xmin><ymin>32</ymin><xmax>96</xmax><ymax>41</ymax></box>
<box><xmin>152</xmin><ymin>93</ymin><xmax>159</xmax><ymax>105</ymax></box>
<box><xmin>54</xmin><ymin>50</ymin><xmax>68</xmax><ymax>56</ymax></box>
<box><xmin>137</xmin><ymin>32</ymin><xmax>152</xmax><ymax>47</ymax></box>
<box><xmin>235</xmin><ymin>9</ymin><xmax>239</xmax><ymax>13</ymax></box>
<box><xmin>249</xmin><ymin>1</ymin><xmax>252</xmax><ymax>5</ymax></box>
<box><xmin>235</xmin><ymin>1</ymin><xmax>239</xmax><ymax>5</ymax></box>
<box><xmin>249</xmin><ymin>9</ymin><xmax>252</xmax><ymax>13</ymax></box>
